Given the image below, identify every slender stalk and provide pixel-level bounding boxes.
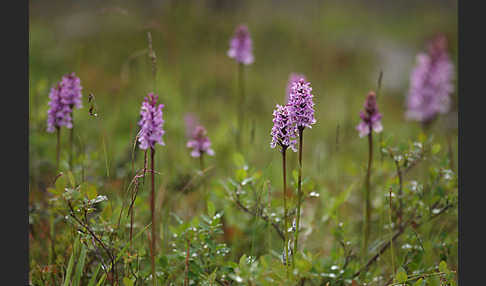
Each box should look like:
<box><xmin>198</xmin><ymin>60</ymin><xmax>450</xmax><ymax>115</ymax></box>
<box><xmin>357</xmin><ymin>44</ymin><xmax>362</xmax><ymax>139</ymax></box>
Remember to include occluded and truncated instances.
<box><xmin>388</xmin><ymin>189</ymin><xmax>396</xmax><ymax>275</ymax></box>
<box><xmin>293</xmin><ymin>127</ymin><xmax>304</xmax><ymax>263</ymax></box>
<box><xmin>447</xmin><ymin>134</ymin><xmax>455</xmax><ymax>172</ymax></box>
<box><xmin>362</xmin><ymin>132</ymin><xmax>373</xmax><ymax>259</ymax></box>
<box><xmin>56</xmin><ymin>127</ymin><xmax>61</xmax><ymax>171</ymax></box>
<box><xmin>130</xmin><ymin>198</ymin><xmax>134</xmax><ymax>245</ymax></box>
<box><xmin>70</xmin><ymin>110</ymin><xmax>74</xmax><ymax>171</ymax></box>
<box><xmin>281</xmin><ymin>148</ymin><xmax>289</xmax><ymax>277</ymax></box>
<box><xmin>391</xmin><ymin>151</ymin><xmax>404</xmax><ymax>226</ymax></box>
<box><xmin>200</xmin><ymin>153</ymin><xmax>207</xmax><ymax>210</ymax></box>
<box><xmin>51</xmin><ymin>127</ymin><xmax>61</xmax><ymax>285</ymax></box>
<box><xmin>237</xmin><ymin>63</ymin><xmax>245</xmax><ymax>148</ymax></box>
<box><xmin>184</xmin><ymin>239</ymin><xmax>190</xmax><ymax>286</ymax></box>
<box><xmin>200</xmin><ymin>153</ymin><xmax>205</xmax><ymax>171</ymax></box>
<box><xmin>150</xmin><ymin>148</ymin><xmax>156</xmax><ymax>286</ymax></box>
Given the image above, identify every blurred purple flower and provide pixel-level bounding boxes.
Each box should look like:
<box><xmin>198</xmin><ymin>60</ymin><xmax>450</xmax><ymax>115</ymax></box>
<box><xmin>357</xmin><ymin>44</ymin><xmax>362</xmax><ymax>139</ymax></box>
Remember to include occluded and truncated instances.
<box><xmin>187</xmin><ymin>125</ymin><xmax>214</xmax><ymax>158</ymax></box>
<box><xmin>288</xmin><ymin>78</ymin><xmax>316</xmax><ymax>131</ymax></box>
<box><xmin>286</xmin><ymin>73</ymin><xmax>306</xmax><ymax>102</ymax></box>
<box><xmin>270</xmin><ymin>104</ymin><xmax>297</xmax><ymax>152</ymax></box>
<box><xmin>356</xmin><ymin>91</ymin><xmax>383</xmax><ymax>138</ymax></box>
<box><xmin>60</xmin><ymin>72</ymin><xmax>83</xmax><ymax>109</ymax></box>
<box><xmin>47</xmin><ymin>84</ymin><xmax>74</xmax><ymax>132</ymax></box>
<box><xmin>227</xmin><ymin>25</ymin><xmax>254</xmax><ymax>65</ymax></box>
<box><xmin>406</xmin><ymin>35</ymin><xmax>454</xmax><ymax>123</ymax></box>
<box><xmin>138</xmin><ymin>93</ymin><xmax>165</xmax><ymax>150</ymax></box>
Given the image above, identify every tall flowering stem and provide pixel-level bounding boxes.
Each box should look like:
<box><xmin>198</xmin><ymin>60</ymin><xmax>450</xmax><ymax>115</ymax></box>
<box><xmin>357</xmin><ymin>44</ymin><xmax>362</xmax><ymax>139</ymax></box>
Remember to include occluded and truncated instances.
<box><xmin>406</xmin><ymin>35</ymin><xmax>454</xmax><ymax>128</ymax></box>
<box><xmin>228</xmin><ymin>25</ymin><xmax>253</xmax><ymax>147</ymax></box>
<box><xmin>47</xmin><ymin>73</ymin><xmax>83</xmax><ymax>170</ymax></box>
<box><xmin>287</xmin><ymin>78</ymin><xmax>316</xmax><ymax>262</ymax></box>
<box><xmin>237</xmin><ymin>63</ymin><xmax>245</xmax><ymax>148</ymax></box>
<box><xmin>150</xmin><ymin>148</ymin><xmax>156</xmax><ymax>285</ymax></box>
<box><xmin>270</xmin><ymin>104</ymin><xmax>297</xmax><ymax>275</ymax></box>
<box><xmin>356</xmin><ymin>91</ymin><xmax>383</xmax><ymax>258</ymax></box>
<box><xmin>56</xmin><ymin>127</ymin><xmax>61</xmax><ymax>171</ymax></box>
<box><xmin>138</xmin><ymin>92</ymin><xmax>165</xmax><ymax>286</ymax></box>
<box><xmin>60</xmin><ymin>73</ymin><xmax>83</xmax><ymax>170</ymax></box>
<box><xmin>294</xmin><ymin>127</ymin><xmax>304</xmax><ymax>261</ymax></box>
<box><xmin>186</xmin><ymin>124</ymin><xmax>214</xmax><ymax>206</ymax></box>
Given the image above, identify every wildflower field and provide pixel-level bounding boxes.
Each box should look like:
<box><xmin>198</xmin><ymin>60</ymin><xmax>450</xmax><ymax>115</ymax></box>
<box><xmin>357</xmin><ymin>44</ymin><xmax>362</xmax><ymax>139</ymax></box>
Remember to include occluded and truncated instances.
<box><xmin>29</xmin><ymin>1</ymin><xmax>458</xmax><ymax>285</ymax></box>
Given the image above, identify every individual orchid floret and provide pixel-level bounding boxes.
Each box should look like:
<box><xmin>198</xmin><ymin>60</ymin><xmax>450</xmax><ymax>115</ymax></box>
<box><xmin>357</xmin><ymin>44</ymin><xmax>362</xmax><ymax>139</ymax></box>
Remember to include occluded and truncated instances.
<box><xmin>138</xmin><ymin>93</ymin><xmax>165</xmax><ymax>150</ymax></box>
<box><xmin>356</xmin><ymin>91</ymin><xmax>383</xmax><ymax>138</ymax></box>
<box><xmin>186</xmin><ymin>125</ymin><xmax>215</xmax><ymax>158</ymax></box>
<box><xmin>406</xmin><ymin>35</ymin><xmax>454</xmax><ymax>123</ymax></box>
<box><xmin>227</xmin><ymin>24</ymin><xmax>254</xmax><ymax>65</ymax></box>
<box><xmin>270</xmin><ymin>104</ymin><xmax>297</xmax><ymax>152</ymax></box>
<box><xmin>287</xmin><ymin>78</ymin><xmax>316</xmax><ymax>131</ymax></box>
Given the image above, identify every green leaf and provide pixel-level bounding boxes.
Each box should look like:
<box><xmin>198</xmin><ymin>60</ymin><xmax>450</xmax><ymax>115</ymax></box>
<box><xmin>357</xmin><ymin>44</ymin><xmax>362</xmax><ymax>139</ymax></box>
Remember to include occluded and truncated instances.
<box><xmin>413</xmin><ymin>278</ymin><xmax>425</xmax><ymax>286</ymax></box>
<box><xmin>55</xmin><ymin>175</ymin><xmax>68</xmax><ymax>192</ymax></box>
<box><xmin>439</xmin><ymin>260</ymin><xmax>449</xmax><ymax>273</ymax></box>
<box><xmin>83</xmin><ymin>183</ymin><xmax>98</xmax><ymax>200</ymax></box>
<box><xmin>48</xmin><ymin>187</ymin><xmax>62</xmax><ymax>196</ymax></box>
<box><xmin>123</xmin><ymin>277</ymin><xmax>134</xmax><ymax>286</ymax></box>
<box><xmin>235</xmin><ymin>169</ymin><xmax>247</xmax><ymax>182</ymax></box>
<box><xmin>67</xmin><ymin>171</ymin><xmax>76</xmax><ymax>188</ymax></box>
<box><xmin>395</xmin><ymin>267</ymin><xmax>408</xmax><ymax>283</ymax></box>
<box><xmin>207</xmin><ymin>201</ymin><xmax>215</xmax><ymax>217</ymax></box>
<box><xmin>239</xmin><ymin>254</ymin><xmax>248</xmax><ymax>268</ymax></box>
<box><xmin>432</xmin><ymin>144</ymin><xmax>441</xmax><ymax>155</ymax></box>
<box><xmin>233</xmin><ymin>153</ymin><xmax>245</xmax><ymax>167</ymax></box>
<box><xmin>158</xmin><ymin>255</ymin><xmax>168</xmax><ymax>269</ymax></box>
<box><xmin>292</xmin><ymin>170</ymin><xmax>299</xmax><ymax>185</ymax></box>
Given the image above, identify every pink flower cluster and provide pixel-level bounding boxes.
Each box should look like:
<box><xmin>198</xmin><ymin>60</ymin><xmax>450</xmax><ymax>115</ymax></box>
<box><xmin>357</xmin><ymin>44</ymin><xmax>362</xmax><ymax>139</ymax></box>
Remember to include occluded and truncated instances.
<box><xmin>138</xmin><ymin>93</ymin><xmax>165</xmax><ymax>150</ymax></box>
<box><xmin>47</xmin><ymin>72</ymin><xmax>83</xmax><ymax>132</ymax></box>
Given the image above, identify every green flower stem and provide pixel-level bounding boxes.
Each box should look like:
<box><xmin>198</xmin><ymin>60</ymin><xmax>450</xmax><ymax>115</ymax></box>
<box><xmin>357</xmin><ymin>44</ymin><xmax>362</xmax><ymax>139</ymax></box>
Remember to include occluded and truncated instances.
<box><xmin>388</xmin><ymin>189</ymin><xmax>396</xmax><ymax>275</ymax></box>
<box><xmin>150</xmin><ymin>148</ymin><xmax>156</xmax><ymax>286</ymax></box>
<box><xmin>237</xmin><ymin>63</ymin><xmax>245</xmax><ymax>148</ymax></box>
<box><xmin>293</xmin><ymin>127</ymin><xmax>304</xmax><ymax>265</ymax></box>
<box><xmin>363</xmin><ymin>132</ymin><xmax>373</xmax><ymax>259</ymax></box>
<box><xmin>282</xmin><ymin>147</ymin><xmax>289</xmax><ymax>277</ymax></box>
<box><xmin>69</xmin><ymin>110</ymin><xmax>74</xmax><ymax>171</ymax></box>
<box><xmin>56</xmin><ymin>127</ymin><xmax>61</xmax><ymax>171</ymax></box>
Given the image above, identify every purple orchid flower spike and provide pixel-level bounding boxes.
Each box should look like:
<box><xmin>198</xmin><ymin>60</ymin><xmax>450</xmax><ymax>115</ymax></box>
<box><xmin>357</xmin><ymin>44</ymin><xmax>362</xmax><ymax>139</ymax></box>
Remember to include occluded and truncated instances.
<box><xmin>406</xmin><ymin>35</ymin><xmax>454</xmax><ymax>124</ymax></box>
<box><xmin>227</xmin><ymin>24</ymin><xmax>254</xmax><ymax>65</ymax></box>
<box><xmin>356</xmin><ymin>91</ymin><xmax>383</xmax><ymax>138</ymax></box>
<box><xmin>138</xmin><ymin>92</ymin><xmax>165</xmax><ymax>150</ymax></box>
<box><xmin>187</xmin><ymin>125</ymin><xmax>215</xmax><ymax>158</ymax></box>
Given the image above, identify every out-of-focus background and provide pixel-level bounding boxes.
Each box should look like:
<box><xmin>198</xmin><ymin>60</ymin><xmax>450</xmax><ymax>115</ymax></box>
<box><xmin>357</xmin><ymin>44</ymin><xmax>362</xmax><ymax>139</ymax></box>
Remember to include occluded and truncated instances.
<box><xmin>29</xmin><ymin>0</ymin><xmax>457</xmax><ymax>283</ymax></box>
<box><xmin>29</xmin><ymin>0</ymin><xmax>457</xmax><ymax>181</ymax></box>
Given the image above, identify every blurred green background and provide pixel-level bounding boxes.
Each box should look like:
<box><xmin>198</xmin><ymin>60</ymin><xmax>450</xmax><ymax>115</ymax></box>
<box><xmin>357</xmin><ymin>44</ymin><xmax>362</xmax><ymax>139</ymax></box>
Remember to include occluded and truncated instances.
<box><xmin>29</xmin><ymin>0</ymin><xmax>457</xmax><ymax>278</ymax></box>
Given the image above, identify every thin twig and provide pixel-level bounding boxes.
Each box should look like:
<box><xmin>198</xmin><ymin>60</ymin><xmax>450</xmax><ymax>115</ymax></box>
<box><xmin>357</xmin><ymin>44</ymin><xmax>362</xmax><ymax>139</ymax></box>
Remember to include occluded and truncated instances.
<box><xmin>67</xmin><ymin>200</ymin><xmax>117</xmax><ymax>284</ymax></box>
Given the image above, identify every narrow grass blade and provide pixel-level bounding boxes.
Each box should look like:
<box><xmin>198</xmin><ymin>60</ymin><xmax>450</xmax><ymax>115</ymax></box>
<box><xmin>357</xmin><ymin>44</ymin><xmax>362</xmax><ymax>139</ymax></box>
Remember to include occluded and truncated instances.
<box><xmin>87</xmin><ymin>263</ymin><xmax>101</xmax><ymax>286</ymax></box>
<box><xmin>63</xmin><ymin>237</ymin><xmax>80</xmax><ymax>286</ymax></box>
<box><xmin>73</xmin><ymin>243</ymin><xmax>88</xmax><ymax>286</ymax></box>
